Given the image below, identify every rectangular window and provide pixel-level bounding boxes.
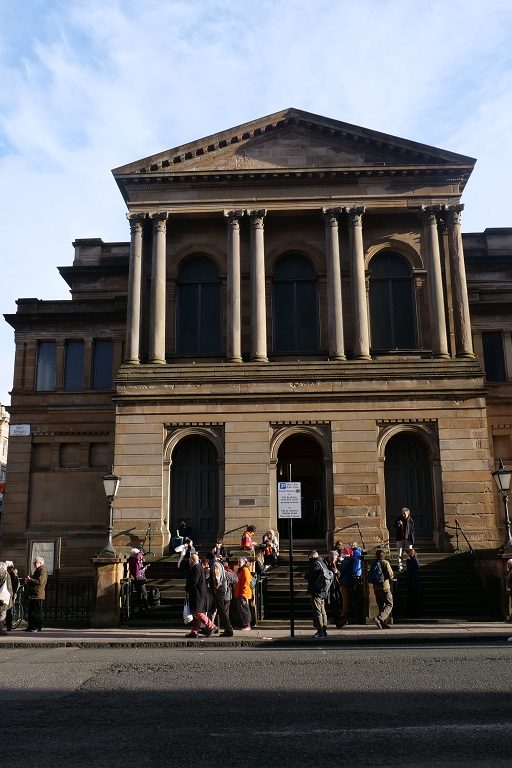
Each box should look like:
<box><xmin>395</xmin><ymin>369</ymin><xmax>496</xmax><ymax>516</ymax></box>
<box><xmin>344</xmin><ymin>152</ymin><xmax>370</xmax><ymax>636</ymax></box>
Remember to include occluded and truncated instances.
<box><xmin>64</xmin><ymin>341</ymin><xmax>85</xmax><ymax>390</ymax></box>
<box><xmin>36</xmin><ymin>341</ymin><xmax>56</xmax><ymax>391</ymax></box>
<box><xmin>482</xmin><ymin>331</ymin><xmax>507</xmax><ymax>382</ymax></box>
<box><xmin>92</xmin><ymin>340</ymin><xmax>113</xmax><ymax>390</ymax></box>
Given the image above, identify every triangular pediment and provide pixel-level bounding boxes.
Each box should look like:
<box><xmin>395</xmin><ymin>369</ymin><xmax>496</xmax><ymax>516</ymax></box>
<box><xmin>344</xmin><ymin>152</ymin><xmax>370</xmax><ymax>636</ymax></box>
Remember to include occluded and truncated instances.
<box><xmin>113</xmin><ymin>108</ymin><xmax>475</xmax><ymax>178</ymax></box>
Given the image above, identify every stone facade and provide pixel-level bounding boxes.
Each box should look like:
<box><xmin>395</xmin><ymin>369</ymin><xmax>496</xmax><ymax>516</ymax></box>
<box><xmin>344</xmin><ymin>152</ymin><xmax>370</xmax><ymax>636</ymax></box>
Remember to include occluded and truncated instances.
<box><xmin>2</xmin><ymin>108</ymin><xmax>511</xmax><ymax>574</ymax></box>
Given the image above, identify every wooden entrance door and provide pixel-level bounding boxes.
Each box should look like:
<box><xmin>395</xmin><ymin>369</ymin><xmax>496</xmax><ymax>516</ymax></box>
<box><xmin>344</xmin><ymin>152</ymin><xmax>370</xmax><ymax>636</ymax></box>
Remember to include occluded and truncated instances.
<box><xmin>171</xmin><ymin>436</ymin><xmax>219</xmax><ymax>541</ymax></box>
<box><xmin>384</xmin><ymin>433</ymin><xmax>434</xmax><ymax>539</ymax></box>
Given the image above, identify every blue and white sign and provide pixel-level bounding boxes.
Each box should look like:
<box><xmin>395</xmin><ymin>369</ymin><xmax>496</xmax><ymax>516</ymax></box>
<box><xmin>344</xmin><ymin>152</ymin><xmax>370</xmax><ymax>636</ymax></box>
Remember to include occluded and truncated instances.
<box><xmin>278</xmin><ymin>481</ymin><xmax>302</xmax><ymax>519</ymax></box>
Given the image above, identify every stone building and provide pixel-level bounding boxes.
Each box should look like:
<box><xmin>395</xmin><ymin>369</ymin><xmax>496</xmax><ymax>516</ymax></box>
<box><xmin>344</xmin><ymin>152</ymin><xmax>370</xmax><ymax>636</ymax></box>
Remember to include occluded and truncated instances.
<box><xmin>2</xmin><ymin>108</ymin><xmax>511</xmax><ymax>575</ymax></box>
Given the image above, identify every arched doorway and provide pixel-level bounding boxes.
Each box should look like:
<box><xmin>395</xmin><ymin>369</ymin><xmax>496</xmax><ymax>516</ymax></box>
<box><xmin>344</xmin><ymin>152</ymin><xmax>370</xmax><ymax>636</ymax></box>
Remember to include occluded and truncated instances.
<box><xmin>384</xmin><ymin>433</ymin><xmax>434</xmax><ymax>541</ymax></box>
<box><xmin>276</xmin><ymin>434</ymin><xmax>325</xmax><ymax>541</ymax></box>
<box><xmin>170</xmin><ymin>436</ymin><xmax>219</xmax><ymax>542</ymax></box>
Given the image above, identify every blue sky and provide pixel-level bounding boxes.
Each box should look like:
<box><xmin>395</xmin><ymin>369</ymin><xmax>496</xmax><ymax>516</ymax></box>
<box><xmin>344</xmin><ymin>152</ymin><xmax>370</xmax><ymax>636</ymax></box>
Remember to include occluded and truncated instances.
<box><xmin>1</xmin><ymin>0</ymin><xmax>512</xmax><ymax>404</ymax></box>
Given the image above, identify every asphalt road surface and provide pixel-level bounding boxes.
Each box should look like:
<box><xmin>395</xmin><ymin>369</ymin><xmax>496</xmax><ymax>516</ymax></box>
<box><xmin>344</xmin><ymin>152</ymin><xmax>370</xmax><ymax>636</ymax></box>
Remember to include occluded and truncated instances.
<box><xmin>1</xmin><ymin>644</ymin><xmax>511</xmax><ymax>767</ymax></box>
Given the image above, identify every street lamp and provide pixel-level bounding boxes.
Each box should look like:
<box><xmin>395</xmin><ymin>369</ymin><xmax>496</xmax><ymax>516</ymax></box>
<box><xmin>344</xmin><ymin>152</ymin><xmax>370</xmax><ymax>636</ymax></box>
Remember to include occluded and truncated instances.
<box><xmin>491</xmin><ymin>459</ymin><xmax>512</xmax><ymax>552</ymax></box>
<box><xmin>99</xmin><ymin>469</ymin><xmax>121</xmax><ymax>558</ymax></box>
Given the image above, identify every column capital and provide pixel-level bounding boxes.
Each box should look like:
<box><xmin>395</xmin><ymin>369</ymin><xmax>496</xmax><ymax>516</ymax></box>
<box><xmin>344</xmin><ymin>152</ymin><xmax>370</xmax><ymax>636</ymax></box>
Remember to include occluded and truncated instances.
<box><xmin>151</xmin><ymin>211</ymin><xmax>168</xmax><ymax>228</ymax></box>
<box><xmin>127</xmin><ymin>212</ymin><xmax>145</xmax><ymax>231</ymax></box>
<box><xmin>247</xmin><ymin>209</ymin><xmax>267</xmax><ymax>228</ymax></box>
<box><xmin>346</xmin><ymin>206</ymin><xmax>366</xmax><ymax>226</ymax></box>
<box><xmin>224</xmin><ymin>209</ymin><xmax>245</xmax><ymax>228</ymax></box>
<box><xmin>421</xmin><ymin>204</ymin><xmax>442</xmax><ymax>224</ymax></box>
<box><xmin>445</xmin><ymin>203</ymin><xmax>464</xmax><ymax>226</ymax></box>
<box><xmin>322</xmin><ymin>207</ymin><xmax>343</xmax><ymax>226</ymax></box>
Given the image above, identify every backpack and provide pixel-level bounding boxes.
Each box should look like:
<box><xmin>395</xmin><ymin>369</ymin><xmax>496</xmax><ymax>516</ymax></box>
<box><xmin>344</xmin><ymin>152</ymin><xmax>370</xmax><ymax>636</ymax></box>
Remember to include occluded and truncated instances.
<box><xmin>368</xmin><ymin>559</ymin><xmax>385</xmax><ymax>584</ymax></box>
<box><xmin>314</xmin><ymin>561</ymin><xmax>334</xmax><ymax>598</ymax></box>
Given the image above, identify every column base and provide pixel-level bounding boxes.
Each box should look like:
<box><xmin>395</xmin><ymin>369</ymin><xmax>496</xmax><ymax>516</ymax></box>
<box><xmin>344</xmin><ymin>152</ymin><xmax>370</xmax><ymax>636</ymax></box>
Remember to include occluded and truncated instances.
<box><xmin>353</xmin><ymin>354</ymin><xmax>372</xmax><ymax>361</ymax></box>
<box><xmin>433</xmin><ymin>353</ymin><xmax>451</xmax><ymax>360</ymax></box>
<box><xmin>149</xmin><ymin>357</ymin><xmax>166</xmax><ymax>364</ymax></box>
<box><xmin>457</xmin><ymin>352</ymin><xmax>476</xmax><ymax>359</ymax></box>
<box><xmin>329</xmin><ymin>354</ymin><xmax>346</xmax><ymax>361</ymax></box>
<box><xmin>227</xmin><ymin>357</ymin><xmax>243</xmax><ymax>363</ymax></box>
<box><xmin>251</xmin><ymin>356</ymin><xmax>269</xmax><ymax>363</ymax></box>
<box><xmin>125</xmin><ymin>358</ymin><xmax>140</xmax><ymax>365</ymax></box>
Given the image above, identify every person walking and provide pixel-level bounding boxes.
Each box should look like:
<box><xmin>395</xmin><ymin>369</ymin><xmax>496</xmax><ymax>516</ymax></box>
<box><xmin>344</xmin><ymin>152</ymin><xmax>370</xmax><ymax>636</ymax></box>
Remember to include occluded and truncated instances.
<box><xmin>25</xmin><ymin>556</ymin><xmax>48</xmax><ymax>632</ymax></box>
<box><xmin>0</xmin><ymin>562</ymin><xmax>12</xmax><ymax>635</ymax></box>
<box><xmin>368</xmin><ymin>549</ymin><xmax>394</xmax><ymax>629</ymax></box>
<box><xmin>210</xmin><ymin>556</ymin><xmax>236</xmax><ymax>637</ymax></box>
<box><xmin>395</xmin><ymin>507</ymin><xmax>415</xmax><ymax>571</ymax></box>
<box><xmin>185</xmin><ymin>553</ymin><xmax>218</xmax><ymax>638</ymax></box>
<box><xmin>127</xmin><ymin>548</ymin><xmax>150</xmax><ymax>614</ymax></box>
<box><xmin>306</xmin><ymin>550</ymin><xmax>333</xmax><ymax>639</ymax></box>
<box><xmin>233</xmin><ymin>556</ymin><xmax>254</xmax><ymax>630</ymax></box>
<box><xmin>5</xmin><ymin>561</ymin><xmax>19</xmax><ymax>632</ymax></box>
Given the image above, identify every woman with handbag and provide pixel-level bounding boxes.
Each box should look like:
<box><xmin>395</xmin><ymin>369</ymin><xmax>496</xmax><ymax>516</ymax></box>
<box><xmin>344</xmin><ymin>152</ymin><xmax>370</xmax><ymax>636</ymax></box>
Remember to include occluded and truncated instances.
<box><xmin>233</xmin><ymin>557</ymin><xmax>254</xmax><ymax>631</ymax></box>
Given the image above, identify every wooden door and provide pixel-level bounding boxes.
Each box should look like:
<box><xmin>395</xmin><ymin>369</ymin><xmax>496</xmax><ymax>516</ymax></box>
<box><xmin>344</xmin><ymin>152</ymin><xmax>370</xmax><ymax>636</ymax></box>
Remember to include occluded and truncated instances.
<box><xmin>171</xmin><ymin>436</ymin><xmax>219</xmax><ymax>541</ymax></box>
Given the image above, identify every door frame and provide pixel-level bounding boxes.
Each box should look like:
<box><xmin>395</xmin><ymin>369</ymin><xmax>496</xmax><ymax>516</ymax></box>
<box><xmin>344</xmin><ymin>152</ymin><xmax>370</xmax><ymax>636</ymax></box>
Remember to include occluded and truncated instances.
<box><xmin>163</xmin><ymin>425</ymin><xmax>225</xmax><ymax>553</ymax></box>
<box><xmin>377</xmin><ymin>423</ymin><xmax>443</xmax><ymax>550</ymax></box>
<box><xmin>270</xmin><ymin>424</ymin><xmax>333</xmax><ymax>546</ymax></box>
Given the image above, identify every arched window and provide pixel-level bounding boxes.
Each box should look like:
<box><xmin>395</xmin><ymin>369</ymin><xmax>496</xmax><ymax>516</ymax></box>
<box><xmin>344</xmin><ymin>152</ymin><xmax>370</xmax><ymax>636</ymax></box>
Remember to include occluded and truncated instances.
<box><xmin>176</xmin><ymin>255</ymin><xmax>221</xmax><ymax>355</ymax></box>
<box><xmin>369</xmin><ymin>251</ymin><xmax>417</xmax><ymax>350</ymax></box>
<box><xmin>272</xmin><ymin>254</ymin><xmax>319</xmax><ymax>353</ymax></box>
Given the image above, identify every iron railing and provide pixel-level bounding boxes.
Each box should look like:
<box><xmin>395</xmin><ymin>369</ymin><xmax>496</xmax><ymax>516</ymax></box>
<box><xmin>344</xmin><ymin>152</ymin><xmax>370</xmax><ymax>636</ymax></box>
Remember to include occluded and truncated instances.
<box><xmin>43</xmin><ymin>577</ymin><xmax>94</xmax><ymax>627</ymax></box>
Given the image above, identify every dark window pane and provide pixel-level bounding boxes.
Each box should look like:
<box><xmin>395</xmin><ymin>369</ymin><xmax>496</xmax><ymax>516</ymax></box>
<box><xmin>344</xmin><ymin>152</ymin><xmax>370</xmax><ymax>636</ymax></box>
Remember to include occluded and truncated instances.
<box><xmin>482</xmin><ymin>332</ymin><xmax>506</xmax><ymax>382</ymax></box>
<box><xmin>64</xmin><ymin>341</ymin><xmax>85</xmax><ymax>390</ymax></box>
<box><xmin>92</xmin><ymin>340</ymin><xmax>113</xmax><ymax>390</ymax></box>
<box><xmin>177</xmin><ymin>256</ymin><xmax>221</xmax><ymax>355</ymax></box>
<box><xmin>36</xmin><ymin>341</ymin><xmax>56</xmax><ymax>391</ymax></box>
<box><xmin>369</xmin><ymin>252</ymin><xmax>416</xmax><ymax>350</ymax></box>
<box><xmin>272</xmin><ymin>254</ymin><xmax>319</xmax><ymax>353</ymax></box>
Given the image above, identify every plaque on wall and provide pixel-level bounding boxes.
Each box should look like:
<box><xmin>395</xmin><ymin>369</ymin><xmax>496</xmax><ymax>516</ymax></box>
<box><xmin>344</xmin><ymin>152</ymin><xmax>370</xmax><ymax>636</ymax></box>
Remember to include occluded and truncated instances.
<box><xmin>9</xmin><ymin>424</ymin><xmax>31</xmax><ymax>437</ymax></box>
<box><xmin>29</xmin><ymin>541</ymin><xmax>57</xmax><ymax>575</ymax></box>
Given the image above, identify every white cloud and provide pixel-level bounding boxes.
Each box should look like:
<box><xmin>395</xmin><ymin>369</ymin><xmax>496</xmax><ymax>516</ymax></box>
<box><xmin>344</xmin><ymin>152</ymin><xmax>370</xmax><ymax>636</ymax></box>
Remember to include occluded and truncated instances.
<box><xmin>1</xmin><ymin>0</ymin><xmax>512</xmax><ymax>403</ymax></box>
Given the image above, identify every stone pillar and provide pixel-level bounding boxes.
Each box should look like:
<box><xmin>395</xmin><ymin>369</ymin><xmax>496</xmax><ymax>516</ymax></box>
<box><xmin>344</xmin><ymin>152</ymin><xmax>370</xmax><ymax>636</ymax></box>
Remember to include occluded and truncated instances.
<box><xmin>347</xmin><ymin>206</ymin><xmax>371</xmax><ymax>359</ymax></box>
<box><xmin>248</xmin><ymin>209</ymin><xmax>268</xmax><ymax>362</ymax></box>
<box><xmin>91</xmin><ymin>556</ymin><xmax>124</xmax><ymax>628</ymax></box>
<box><xmin>323</xmin><ymin>208</ymin><xmax>345</xmax><ymax>360</ymax></box>
<box><xmin>224</xmin><ymin>210</ymin><xmax>244</xmax><ymax>362</ymax></box>
<box><xmin>422</xmin><ymin>206</ymin><xmax>449</xmax><ymax>358</ymax></box>
<box><xmin>149</xmin><ymin>212</ymin><xmax>168</xmax><ymax>364</ymax></box>
<box><xmin>446</xmin><ymin>204</ymin><xmax>475</xmax><ymax>358</ymax></box>
<box><xmin>125</xmin><ymin>213</ymin><xmax>145</xmax><ymax>364</ymax></box>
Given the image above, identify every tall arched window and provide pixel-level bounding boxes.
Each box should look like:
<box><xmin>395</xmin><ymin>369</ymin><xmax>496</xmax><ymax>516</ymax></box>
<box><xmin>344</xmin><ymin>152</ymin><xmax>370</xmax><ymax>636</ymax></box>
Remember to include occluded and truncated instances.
<box><xmin>369</xmin><ymin>251</ymin><xmax>417</xmax><ymax>350</ymax></box>
<box><xmin>176</xmin><ymin>255</ymin><xmax>221</xmax><ymax>355</ymax></box>
<box><xmin>272</xmin><ymin>254</ymin><xmax>319</xmax><ymax>353</ymax></box>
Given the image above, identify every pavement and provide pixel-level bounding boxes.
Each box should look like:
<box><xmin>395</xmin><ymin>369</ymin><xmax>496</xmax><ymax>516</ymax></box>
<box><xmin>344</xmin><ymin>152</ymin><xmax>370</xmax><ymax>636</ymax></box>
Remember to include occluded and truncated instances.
<box><xmin>1</xmin><ymin>621</ymin><xmax>512</xmax><ymax>648</ymax></box>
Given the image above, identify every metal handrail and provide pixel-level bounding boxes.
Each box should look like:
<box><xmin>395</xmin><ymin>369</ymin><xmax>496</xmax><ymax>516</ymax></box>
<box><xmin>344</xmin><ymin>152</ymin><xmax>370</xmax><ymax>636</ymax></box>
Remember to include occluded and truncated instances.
<box><xmin>333</xmin><ymin>521</ymin><xmax>366</xmax><ymax>551</ymax></box>
<box><xmin>444</xmin><ymin>518</ymin><xmax>474</xmax><ymax>554</ymax></box>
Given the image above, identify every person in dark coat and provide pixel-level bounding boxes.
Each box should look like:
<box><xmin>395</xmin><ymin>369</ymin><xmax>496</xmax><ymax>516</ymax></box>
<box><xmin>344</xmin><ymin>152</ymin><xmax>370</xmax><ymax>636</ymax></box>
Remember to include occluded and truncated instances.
<box><xmin>25</xmin><ymin>557</ymin><xmax>48</xmax><ymax>632</ymax></box>
<box><xmin>394</xmin><ymin>507</ymin><xmax>415</xmax><ymax>571</ymax></box>
<box><xmin>185</xmin><ymin>553</ymin><xmax>218</xmax><ymax>638</ymax></box>
<box><xmin>5</xmin><ymin>561</ymin><xmax>19</xmax><ymax>632</ymax></box>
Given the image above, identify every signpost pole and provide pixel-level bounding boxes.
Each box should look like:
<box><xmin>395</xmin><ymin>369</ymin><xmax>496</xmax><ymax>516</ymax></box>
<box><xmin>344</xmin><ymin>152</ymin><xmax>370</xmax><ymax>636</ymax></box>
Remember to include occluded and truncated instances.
<box><xmin>288</xmin><ymin>464</ymin><xmax>295</xmax><ymax>638</ymax></box>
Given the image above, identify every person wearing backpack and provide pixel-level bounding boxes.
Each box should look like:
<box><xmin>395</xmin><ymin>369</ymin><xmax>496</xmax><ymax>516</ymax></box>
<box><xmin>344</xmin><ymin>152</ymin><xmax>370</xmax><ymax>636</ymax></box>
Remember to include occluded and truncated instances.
<box><xmin>368</xmin><ymin>549</ymin><xmax>394</xmax><ymax>629</ymax></box>
<box><xmin>306</xmin><ymin>550</ymin><xmax>333</xmax><ymax>639</ymax></box>
<box><xmin>209</xmin><ymin>556</ymin><xmax>236</xmax><ymax>637</ymax></box>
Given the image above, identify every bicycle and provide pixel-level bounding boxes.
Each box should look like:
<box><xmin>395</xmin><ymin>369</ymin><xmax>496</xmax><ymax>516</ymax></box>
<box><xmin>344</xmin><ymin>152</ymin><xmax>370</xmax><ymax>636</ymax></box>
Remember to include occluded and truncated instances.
<box><xmin>10</xmin><ymin>584</ymin><xmax>25</xmax><ymax>629</ymax></box>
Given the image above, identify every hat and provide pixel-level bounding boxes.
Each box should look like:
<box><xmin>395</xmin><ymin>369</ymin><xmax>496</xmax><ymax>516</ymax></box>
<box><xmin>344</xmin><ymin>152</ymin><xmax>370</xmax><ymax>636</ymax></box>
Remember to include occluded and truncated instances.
<box><xmin>342</xmin><ymin>547</ymin><xmax>352</xmax><ymax>556</ymax></box>
<box><xmin>238</xmin><ymin>556</ymin><xmax>248</xmax><ymax>565</ymax></box>
<box><xmin>130</xmin><ymin>548</ymin><xmax>140</xmax><ymax>554</ymax></box>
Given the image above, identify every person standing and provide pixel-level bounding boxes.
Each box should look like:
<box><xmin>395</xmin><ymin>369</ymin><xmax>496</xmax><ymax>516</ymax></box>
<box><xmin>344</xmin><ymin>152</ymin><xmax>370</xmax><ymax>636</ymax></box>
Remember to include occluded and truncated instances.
<box><xmin>0</xmin><ymin>562</ymin><xmax>12</xmax><ymax>635</ymax></box>
<box><xmin>369</xmin><ymin>549</ymin><xmax>394</xmax><ymax>629</ymax></box>
<box><xmin>395</xmin><ymin>507</ymin><xmax>415</xmax><ymax>571</ymax></box>
<box><xmin>25</xmin><ymin>556</ymin><xmax>48</xmax><ymax>632</ymax></box>
<box><xmin>185</xmin><ymin>553</ymin><xmax>218</xmax><ymax>638</ymax></box>
<box><xmin>233</xmin><ymin>556</ymin><xmax>254</xmax><ymax>630</ymax></box>
<box><xmin>506</xmin><ymin>559</ymin><xmax>512</xmax><ymax>622</ymax></box>
<box><xmin>337</xmin><ymin>547</ymin><xmax>354</xmax><ymax>627</ymax></box>
<box><xmin>127</xmin><ymin>548</ymin><xmax>150</xmax><ymax>614</ymax></box>
<box><xmin>209</xmin><ymin>556</ymin><xmax>236</xmax><ymax>637</ymax></box>
<box><xmin>241</xmin><ymin>525</ymin><xmax>257</xmax><ymax>551</ymax></box>
<box><xmin>5</xmin><ymin>561</ymin><xmax>19</xmax><ymax>632</ymax></box>
<box><xmin>306</xmin><ymin>550</ymin><xmax>332</xmax><ymax>640</ymax></box>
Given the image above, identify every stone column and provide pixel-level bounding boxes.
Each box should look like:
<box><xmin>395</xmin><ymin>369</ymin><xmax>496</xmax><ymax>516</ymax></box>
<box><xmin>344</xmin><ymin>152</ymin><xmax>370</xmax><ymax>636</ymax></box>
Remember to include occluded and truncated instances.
<box><xmin>446</xmin><ymin>204</ymin><xmax>475</xmax><ymax>358</ymax></box>
<box><xmin>347</xmin><ymin>206</ymin><xmax>371</xmax><ymax>360</ymax></box>
<box><xmin>125</xmin><ymin>213</ymin><xmax>145</xmax><ymax>363</ymax></box>
<box><xmin>224</xmin><ymin>210</ymin><xmax>244</xmax><ymax>362</ymax></box>
<box><xmin>149</xmin><ymin>212</ymin><xmax>168</xmax><ymax>364</ymax></box>
<box><xmin>422</xmin><ymin>206</ymin><xmax>449</xmax><ymax>358</ymax></box>
<box><xmin>323</xmin><ymin>208</ymin><xmax>345</xmax><ymax>360</ymax></box>
<box><xmin>248</xmin><ymin>209</ymin><xmax>268</xmax><ymax>362</ymax></box>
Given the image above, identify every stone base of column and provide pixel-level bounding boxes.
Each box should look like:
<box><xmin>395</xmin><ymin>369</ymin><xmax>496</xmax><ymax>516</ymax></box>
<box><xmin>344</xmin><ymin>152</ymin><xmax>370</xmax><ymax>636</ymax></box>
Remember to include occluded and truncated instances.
<box><xmin>251</xmin><ymin>356</ymin><xmax>269</xmax><ymax>363</ymax></box>
<box><xmin>457</xmin><ymin>352</ymin><xmax>476</xmax><ymax>359</ymax></box>
<box><xmin>227</xmin><ymin>356</ymin><xmax>243</xmax><ymax>363</ymax></box>
<box><xmin>329</xmin><ymin>354</ymin><xmax>346</xmax><ymax>361</ymax></box>
<box><xmin>91</xmin><ymin>556</ymin><xmax>124</xmax><ymax>628</ymax></box>
<box><xmin>433</xmin><ymin>352</ymin><xmax>451</xmax><ymax>360</ymax></box>
<box><xmin>149</xmin><ymin>357</ymin><xmax>166</xmax><ymax>364</ymax></box>
<box><xmin>125</xmin><ymin>358</ymin><xmax>140</xmax><ymax>365</ymax></box>
<box><xmin>353</xmin><ymin>354</ymin><xmax>372</xmax><ymax>361</ymax></box>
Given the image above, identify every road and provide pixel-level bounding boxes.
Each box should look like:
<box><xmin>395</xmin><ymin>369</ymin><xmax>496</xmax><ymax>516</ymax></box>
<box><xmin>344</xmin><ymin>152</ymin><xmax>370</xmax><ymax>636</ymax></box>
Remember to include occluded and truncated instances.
<box><xmin>1</xmin><ymin>643</ymin><xmax>511</xmax><ymax>767</ymax></box>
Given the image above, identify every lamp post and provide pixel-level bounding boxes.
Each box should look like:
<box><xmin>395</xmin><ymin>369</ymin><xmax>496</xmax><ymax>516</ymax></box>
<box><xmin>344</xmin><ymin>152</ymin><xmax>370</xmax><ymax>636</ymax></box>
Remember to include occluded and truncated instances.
<box><xmin>99</xmin><ymin>469</ymin><xmax>121</xmax><ymax>558</ymax></box>
<box><xmin>491</xmin><ymin>459</ymin><xmax>512</xmax><ymax>552</ymax></box>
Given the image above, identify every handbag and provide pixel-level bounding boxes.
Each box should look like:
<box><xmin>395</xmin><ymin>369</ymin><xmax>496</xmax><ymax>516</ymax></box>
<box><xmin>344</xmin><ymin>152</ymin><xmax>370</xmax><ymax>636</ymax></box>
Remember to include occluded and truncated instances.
<box><xmin>183</xmin><ymin>597</ymin><xmax>193</xmax><ymax>625</ymax></box>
